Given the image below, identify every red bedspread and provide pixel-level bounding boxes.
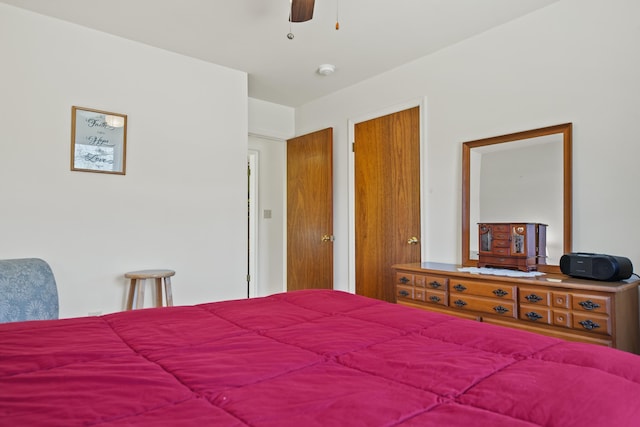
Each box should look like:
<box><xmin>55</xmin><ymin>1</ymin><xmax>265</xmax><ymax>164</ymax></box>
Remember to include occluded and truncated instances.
<box><xmin>1</xmin><ymin>289</ymin><xmax>639</xmax><ymax>426</ymax></box>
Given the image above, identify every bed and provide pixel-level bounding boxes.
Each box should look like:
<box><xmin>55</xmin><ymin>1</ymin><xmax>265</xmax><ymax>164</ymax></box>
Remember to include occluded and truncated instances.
<box><xmin>2</xmin><ymin>289</ymin><xmax>639</xmax><ymax>426</ymax></box>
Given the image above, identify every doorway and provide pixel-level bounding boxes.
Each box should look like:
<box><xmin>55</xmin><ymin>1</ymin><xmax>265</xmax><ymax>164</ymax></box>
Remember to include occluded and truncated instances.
<box><xmin>247</xmin><ymin>135</ymin><xmax>287</xmax><ymax>297</ymax></box>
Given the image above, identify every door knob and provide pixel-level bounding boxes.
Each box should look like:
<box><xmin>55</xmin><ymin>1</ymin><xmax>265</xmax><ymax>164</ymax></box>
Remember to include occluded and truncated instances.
<box><xmin>321</xmin><ymin>234</ymin><xmax>334</xmax><ymax>242</ymax></box>
<box><xmin>407</xmin><ymin>236</ymin><xmax>419</xmax><ymax>245</ymax></box>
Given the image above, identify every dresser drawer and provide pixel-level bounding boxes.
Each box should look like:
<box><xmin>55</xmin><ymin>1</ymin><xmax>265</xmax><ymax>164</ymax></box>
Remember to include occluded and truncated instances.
<box><xmin>449</xmin><ymin>279</ymin><xmax>516</xmax><ymax>300</ymax></box>
<box><xmin>425</xmin><ymin>289</ymin><xmax>447</xmax><ymax>306</ymax></box>
<box><xmin>395</xmin><ymin>272</ymin><xmax>414</xmax><ymax>286</ymax></box>
<box><xmin>573</xmin><ymin>313</ymin><xmax>611</xmax><ymax>336</ymax></box>
<box><xmin>552</xmin><ymin>310</ymin><xmax>571</xmax><ymax>328</ymax></box>
<box><xmin>492</xmin><ymin>224</ymin><xmax>510</xmax><ymax>232</ymax></box>
<box><xmin>396</xmin><ymin>285</ymin><xmax>413</xmax><ymax>300</ymax></box>
<box><xmin>413</xmin><ymin>287</ymin><xmax>426</xmax><ymax>302</ymax></box>
<box><xmin>492</xmin><ymin>247</ymin><xmax>511</xmax><ymax>256</ymax></box>
<box><xmin>425</xmin><ymin>275</ymin><xmax>448</xmax><ymax>290</ymax></box>
<box><xmin>493</xmin><ymin>239</ymin><xmax>510</xmax><ymax>248</ymax></box>
<box><xmin>478</xmin><ymin>254</ymin><xmax>520</xmax><ymax>267</ymax></box>
<box><xmin>551</xmin><ymin>292</ymin><xmax>570</xmax><ymax>309</ymax></box>
<box><xmin>413</xmin><ymin>274</ymin><xmax>426</xmax><ymax>287</ymax></box>
<box><xmin>572</xmin><ymin>294</ymin><xmax>611</xmax><ymax>315</ymax></box>
<box><xmin>519</xmin><ymin>287</ymin><xmax>551</xmax><ymax>306</ymax></box>
<box><xmin>450</xmin><ymin>294</ymin><xmax>516</xmax><ymax>318</ymax></box>
<box><xmin>520</xmin><ymin>306</ymin><xmax>552</xmax><ymax>324</ymax></box>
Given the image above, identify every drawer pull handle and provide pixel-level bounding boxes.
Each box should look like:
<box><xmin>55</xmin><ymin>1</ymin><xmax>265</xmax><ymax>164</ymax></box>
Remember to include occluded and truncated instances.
<box><xmin>579</xmin><ymin>319</ymin><xmax>601</xmax><ymax>330</ymax></box>
<box><xmin>453</xmin><ymin>284</ymin><xmax>467</xmax><ymax>292</ymax></box>
<box><xmin>525</xmin><ymin>294</ymin><xmax>543</xmax><ymax>303</ymax></box>
<box><xmin>398</xmin><ymin>290</ymin><xmax>410</xmax><ymax>297</ymax></box>
<box><xmin>526</xmin><ymin>312</ymin><xmax>543</xmax><ymax>321</ymax></box>
<box><xmin>429</xmin><ymin>295</ymin><xmax>441</xmax><ymax>303</ymax></box>
<box><xmin>454</xmin><ymin>299</ymin><xmax>467</xmax><ymax>307</ymax></box>
<box><xmin>399</xmin><ymin>276</ymin><xmax>410</xmax><ymax>284</ymax></box>
<box><xmin>493</xmin><ymin>305</ymin><xmax>510</xmax><ymax>314</ymax></box>
<box><xmin>493</xmin><ymin>289</ymin><xmax>508</xmax><ymax>298</ymax></box>
<box><xmin>429</xmin><ymin>281</ymin><xmax>442</xmax><ymax>289</ymax></box>
<box><xmin>579</xmin><ymin>300</ymin><xmax>601</xmax><ymax>311</ymax></box>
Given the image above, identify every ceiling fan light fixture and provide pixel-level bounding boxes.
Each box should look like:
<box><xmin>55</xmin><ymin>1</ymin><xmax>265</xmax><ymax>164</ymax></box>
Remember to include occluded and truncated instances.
<box><xmin>317</xmin><ymin>64</ymin><xmax>336</xmax><ymax>76</ymax></box>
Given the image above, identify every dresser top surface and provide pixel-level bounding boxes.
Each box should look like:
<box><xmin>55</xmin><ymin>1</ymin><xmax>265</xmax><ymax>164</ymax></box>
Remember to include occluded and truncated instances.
<box><xmin>392</xmin><ymin>262</ymin><xmax>639</xmax><ymax>293</ymax></box>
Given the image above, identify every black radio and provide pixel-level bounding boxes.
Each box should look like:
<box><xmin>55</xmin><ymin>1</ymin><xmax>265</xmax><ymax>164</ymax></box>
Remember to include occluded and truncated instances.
<box><xmin>559</xmin><ymin>252</ymin><xmax>633</xmax><ymax>281</ymax></box>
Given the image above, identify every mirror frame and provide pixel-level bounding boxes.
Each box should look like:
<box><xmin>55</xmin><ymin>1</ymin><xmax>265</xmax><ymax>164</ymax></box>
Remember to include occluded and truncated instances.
<box><xmin>462</xmin><ymin>123</ymin><xmax>572</xmax><ymax>273</ymax></box>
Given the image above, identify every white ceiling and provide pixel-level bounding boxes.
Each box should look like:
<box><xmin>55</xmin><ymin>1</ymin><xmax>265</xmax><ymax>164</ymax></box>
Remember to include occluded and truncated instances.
<box><xmin>2</xmin><ymin>0</ymin><xmax>559</xmax><ymax>107</ymax></box>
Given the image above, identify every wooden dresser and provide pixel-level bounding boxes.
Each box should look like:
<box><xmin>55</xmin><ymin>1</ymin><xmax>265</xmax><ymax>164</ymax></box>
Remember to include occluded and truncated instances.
<box><xmin>393</xmin><ymin>262</ymin><xmax>640</xmax><ymax>354</ymax></box>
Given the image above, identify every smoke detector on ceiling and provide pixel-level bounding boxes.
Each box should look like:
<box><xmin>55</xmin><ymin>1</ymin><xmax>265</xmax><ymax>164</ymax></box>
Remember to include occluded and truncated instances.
<box><xmin>317</xmin><ymin>64</ymin><xmax>336</xmax><ymax>76</ymax></box>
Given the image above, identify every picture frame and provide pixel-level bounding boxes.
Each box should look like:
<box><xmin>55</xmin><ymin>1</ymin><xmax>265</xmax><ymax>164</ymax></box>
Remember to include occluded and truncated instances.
<box><xmin>71</xmin><ymin>106</ymin><xmax>127</xmax><ymax>174</ymax></box>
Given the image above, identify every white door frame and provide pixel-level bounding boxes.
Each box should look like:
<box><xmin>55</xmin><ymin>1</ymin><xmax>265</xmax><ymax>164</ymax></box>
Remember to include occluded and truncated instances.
<box><xmin>247</xmin><ymin>150</ymin><xmax>259</xmax><ymax>298</ymax></box>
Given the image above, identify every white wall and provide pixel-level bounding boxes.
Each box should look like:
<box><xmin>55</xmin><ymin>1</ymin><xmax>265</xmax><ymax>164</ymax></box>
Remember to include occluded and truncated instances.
<box><xmin>0</xmin><ymin>5</ymin><xmax>248</xmax><ymax>318</ymax></box>
<box><xmin>249</xmin><ymin>98</ymin><xmax>295</xmax><ymax>139</ymax></box>
<box><xmin>295</xmin><ymin>0</ymin><xmax>640</xmax><ymax>291</ymax></box>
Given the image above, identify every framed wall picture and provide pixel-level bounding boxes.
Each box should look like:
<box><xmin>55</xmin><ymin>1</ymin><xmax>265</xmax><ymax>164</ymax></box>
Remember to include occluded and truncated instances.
<box><xmin>71</xmin><ymin>106</ymin><xmax>127</xmax><ymax>174</ymax></box>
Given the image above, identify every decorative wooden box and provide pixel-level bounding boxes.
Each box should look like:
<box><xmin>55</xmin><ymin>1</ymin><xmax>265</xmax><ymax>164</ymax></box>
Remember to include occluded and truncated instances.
<box><xmin>478</xmin><ymin>223</ymin><xmax>546</xmax><ymax>271</ymax></box>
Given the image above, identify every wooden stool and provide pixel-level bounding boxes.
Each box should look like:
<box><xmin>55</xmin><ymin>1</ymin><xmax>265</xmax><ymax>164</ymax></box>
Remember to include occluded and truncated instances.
<box><xmin>124</xmin><ymin>269</ymin><xmax>175</xmax><ymax>310</ymax></box>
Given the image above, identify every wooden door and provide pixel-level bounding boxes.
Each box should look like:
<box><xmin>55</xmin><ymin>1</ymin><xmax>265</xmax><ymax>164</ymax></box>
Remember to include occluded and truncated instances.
<box><xmin>355</xmin><ymin>107</ymin><xmax>421</xmax><ymax>302</ymax></box>
<box><xmin>287</xmin><ymin>128</ymin><xmax>333</xmax><ymax>291</ymax></box>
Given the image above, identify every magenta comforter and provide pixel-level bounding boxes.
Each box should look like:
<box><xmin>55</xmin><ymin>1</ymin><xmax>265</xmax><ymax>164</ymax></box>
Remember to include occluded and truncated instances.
<box><xmin>2</xmin><ymin>289</ymin><xmax>639</xmax><ymax>426</ymax></box>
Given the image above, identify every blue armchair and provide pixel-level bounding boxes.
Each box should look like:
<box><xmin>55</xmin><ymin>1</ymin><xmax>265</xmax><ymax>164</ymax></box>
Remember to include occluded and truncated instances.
<box><xmin>0</xmin><ymin>258</ymin><xmax>59</xmax><ymax>323</ymax></box>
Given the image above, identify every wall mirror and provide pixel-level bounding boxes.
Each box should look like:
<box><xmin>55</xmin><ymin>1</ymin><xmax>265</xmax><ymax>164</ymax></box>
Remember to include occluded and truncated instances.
<box><xmin>71</xmin><ymin>106</ymin><xmax>127</xmax><ymax>175</ymax></box>
<box><xmin>462</xmin><ymin>123</ymin><xmax>572</xmax><ymax>273</ymax></box>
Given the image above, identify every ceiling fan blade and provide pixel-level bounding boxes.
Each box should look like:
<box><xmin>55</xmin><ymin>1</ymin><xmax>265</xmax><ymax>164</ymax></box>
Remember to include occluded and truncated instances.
<box><xmin>290</xmin><ymin>0</ymin><xmax>315</xmax><ymax>22</ymax></box>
